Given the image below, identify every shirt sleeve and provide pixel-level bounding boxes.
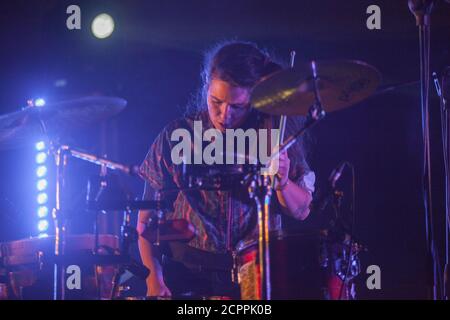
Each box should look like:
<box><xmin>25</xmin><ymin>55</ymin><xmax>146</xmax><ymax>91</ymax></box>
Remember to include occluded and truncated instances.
<box><xmin>298</xmin><ymin>170</ymin><xmax>316</xmax><ymax>194</ymax></box>
<box><xmin>284</xmin><ymin>115</ymin><xmax>315</xmax><ymax>195</ymax></box>
<box><xmin>139</xmin><ymin>127</ymin><xmax>178</xmax><ymax>201</ymax></box>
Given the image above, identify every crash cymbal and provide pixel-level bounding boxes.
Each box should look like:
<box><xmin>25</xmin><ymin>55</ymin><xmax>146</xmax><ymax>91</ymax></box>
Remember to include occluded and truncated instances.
<box><xmin>251</xmin><ymin>60</ymin><xmax>382</xmax><ymax>116</ymax></box>
<box><xmin>0</xmin><ymin>96</ymin><xmax>127</xmax><ymax>149</ymax></box>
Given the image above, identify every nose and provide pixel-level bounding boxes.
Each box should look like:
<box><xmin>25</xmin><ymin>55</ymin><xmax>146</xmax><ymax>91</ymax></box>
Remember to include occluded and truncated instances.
<box><xmin>221</xmin><ymin>104</ymin><xmax>232</xmax><ymax>123</ymax></box>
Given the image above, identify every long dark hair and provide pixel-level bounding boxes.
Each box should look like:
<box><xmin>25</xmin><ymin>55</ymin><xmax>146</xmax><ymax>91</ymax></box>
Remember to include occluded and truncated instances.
<box><xmin>186</xmin><ymin>40</ymin><xmax>284</xmax><ymax>115</ymax></box>
<box><xmin>187</xmin><ymin>40</ymin><xmax>311</xmax><ymax>173</ymax></box>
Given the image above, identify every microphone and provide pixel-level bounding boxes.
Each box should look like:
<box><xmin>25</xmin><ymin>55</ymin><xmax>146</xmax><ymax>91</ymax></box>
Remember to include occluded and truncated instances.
<box><xmin>316</xmin><ymin>162</ymin><xmax>347</xmax><ymax>212</ymax></box>
<box><xmin>329</xmin><ymin>162</ymin><xmax>346</xmax><ymax>189</ymax></box>
<box><xmin>432</xmin><ymin>67</ymin><xmax>449</xmax><ymax>107</ymax></box>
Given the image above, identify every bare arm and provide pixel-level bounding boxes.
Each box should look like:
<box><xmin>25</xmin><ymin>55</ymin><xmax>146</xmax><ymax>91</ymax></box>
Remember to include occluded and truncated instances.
<box><xmin>276</xmin><ymin>179</ymin><xmax>312</xmax><ymax>220</ymax></box>
<box><xmin>137</xmin><ymin>209</ymin><xmax>171</xmax><ymax>296</ymax></box>
<box><xmin>272</xmin><ymin>150</ymin><xmax>314</xmax><ymax>220</ymax></box>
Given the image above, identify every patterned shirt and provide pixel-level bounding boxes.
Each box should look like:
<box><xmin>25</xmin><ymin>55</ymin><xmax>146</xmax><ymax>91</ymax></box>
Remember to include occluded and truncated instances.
<box><xmin>139</xmin><ymin>110</ymin><xmax>315</xmax><ymax>254</ymax></box>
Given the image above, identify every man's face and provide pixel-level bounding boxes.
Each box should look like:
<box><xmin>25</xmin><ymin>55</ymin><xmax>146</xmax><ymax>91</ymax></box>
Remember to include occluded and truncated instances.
<box><xmin>207</xmin><ymin>79</ymin><xmax>252</xmax><ymax>132</ymax></box>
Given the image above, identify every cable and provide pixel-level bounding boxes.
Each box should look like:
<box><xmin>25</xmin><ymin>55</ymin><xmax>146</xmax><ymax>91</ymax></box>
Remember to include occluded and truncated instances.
<box><xmin>418</xmin><ymin>22</ymin><xmax>444</xmax><ymax>300</ymax></box>
<box><xmin>335</xmin><ymin>162</ymin><xmax>355</xmax><ymax>300</ymax></box>
<box><xmin>435</xmin><ymin>70</ymin><xmax>450</xmax><ymax>299</ymax></box>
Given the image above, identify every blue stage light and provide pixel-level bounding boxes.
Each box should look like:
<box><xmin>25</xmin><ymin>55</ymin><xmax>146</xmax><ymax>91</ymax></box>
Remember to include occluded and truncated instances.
<box><xmin>37</xmin><ymin>192</ymin><xmax>48</xmax><ymax>204</ymax></box>
<box><xmin>36</xmin><ymin>166</ymin><xmax>47</xmax><ymax>178</ymax></box>
<box><xmin>37</xmin><ymin>219</ymin><xmax>49</xmax><ymax>232</ymax></box>
<box><xmin>34</xmin><ymin>98</ymin><xmax>46</xmax><ymax>107</ymax></box>
<box><xmin>37</xmin><ymin>206</ymin><xmax>49</xmax><ymax>218</ymax></box>
<box><xmin>35</xmin><ymin>141</ymin><xmax>45</xmax><ymax>151</ymax></box>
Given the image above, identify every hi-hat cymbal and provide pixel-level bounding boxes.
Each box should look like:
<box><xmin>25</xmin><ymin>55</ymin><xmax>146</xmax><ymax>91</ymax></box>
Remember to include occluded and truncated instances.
<box><xmin>0</xmin><ymin>96</ymin><xmax>127</xmax><ymax>150</ymax></box>
<box><xmin>251</xmin><ymin>60</ymin><xmax>382</xmax><ymax>116</ymax></box>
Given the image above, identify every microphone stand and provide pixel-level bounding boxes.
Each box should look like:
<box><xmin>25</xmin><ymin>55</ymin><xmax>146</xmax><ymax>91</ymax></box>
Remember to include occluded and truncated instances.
<box><xmin>408</xmin><ymin>0</ymin><xmax>442</xmax><ymax>300</ymax></box>
<box><xmin>433</xmin><ymin>69</ymin><xmax>450</xmax><ymax>299</ymax></box>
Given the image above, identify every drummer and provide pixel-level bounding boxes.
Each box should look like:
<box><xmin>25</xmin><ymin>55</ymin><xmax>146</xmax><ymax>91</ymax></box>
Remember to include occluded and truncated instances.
<box><xmin>137</xmin><ymin>41</ymin><xmax>315</xmax><ymax>298</ymax></box>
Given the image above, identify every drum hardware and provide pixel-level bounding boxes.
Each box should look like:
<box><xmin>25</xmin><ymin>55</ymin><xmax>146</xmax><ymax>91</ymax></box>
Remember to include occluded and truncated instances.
<box><xmin>251</xmin><ymin>60</ymin><xmax>381</xmax><ymax>117</ymax></box>
<box><xmin>181</xmin><ymin>163</ymin><xmax>258</xmax><ymax>191</ymax></box>
<box><xmin>235</xmin><ymin>231</ymin><xmax>327</xmax><ymax>300</ymax></box>
<box><xmin>107</xmin><ymin>205</ymin><xmax>149</xmax><ymax>299</ymax></box>
<box><xmin>52</xmin><ymin>140</ymin><xmax>150</xmax><ymax>299</ymax></box>
<box><xmin>247</xmin><ymin>59</ymin><xmax>331</xmax><ymax>300</ymax></box>
<box><xmin>0</xmin><ymin>96</ymin><xmax>128</xmax><ymax>300</ymax></box>
<box><xmin>0</xmin><ymin>96</ymin><xmax>127</xmax><ymax>150</ymax></box>
<box><xmin>0</xmin><ymin>56</ymin><xmax>383</xmax><ymax>299</ymax></box>
<box><xmin>315</xmin><ymin>161</ymin><xmax>366</xmax><ymax>299</ymax></box>
<box><xmin>154</xmin><ymin>191</ymin><xmax>164</xmax><ymax>247</ymax></box>
<box><xmin>219</xmin><ymin>58</ymin><xmax>381</xmax><ymax>300</ymax></box>
<box><xmin>89</xmin><ymin>167</ymin><xmax>107</xmax><ymax>300</ymax></box>
<box><xmin>0</xmin><ymin>234</ymin><xmax>121</xmax><ymax>299</ymax></box>
<box><xmin>77</xmin><ymin>151</ymin><xmax>197</xmax><ymax>298</ymax></box>
<box><xmin>0</xmin><ymin>96</ymin><xmax>131</xmax><ymax>299</ymax></box>
<box><xmin>83</xmin><ymin>161</ymin><xmax>165</xmax><ymax>299</ymax></box>
<box><xmin>49</xmin><ymin>142</ymin><xmax>181</xmax><ymax>300</ymax></box>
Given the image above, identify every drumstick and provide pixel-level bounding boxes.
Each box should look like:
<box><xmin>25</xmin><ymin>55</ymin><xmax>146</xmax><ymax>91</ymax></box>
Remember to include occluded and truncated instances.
<box><xmin>271</xmin><ymin>50</ymin><xmax>295</xmax><ymax>186</ymax></box>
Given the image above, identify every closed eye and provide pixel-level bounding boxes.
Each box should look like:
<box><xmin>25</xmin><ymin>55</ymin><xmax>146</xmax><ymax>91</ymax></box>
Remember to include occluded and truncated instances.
<box><xmin>230</xmin><ymin>103</ymin><xmax>249</xmax><ymax>109</ymax></box>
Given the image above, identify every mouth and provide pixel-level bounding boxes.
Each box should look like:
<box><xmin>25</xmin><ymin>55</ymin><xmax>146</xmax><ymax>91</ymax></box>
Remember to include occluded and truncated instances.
<box><xmin>216</xmin><ymin>120</ymin><xmax>233</xmax><ymax>131</ymax></box>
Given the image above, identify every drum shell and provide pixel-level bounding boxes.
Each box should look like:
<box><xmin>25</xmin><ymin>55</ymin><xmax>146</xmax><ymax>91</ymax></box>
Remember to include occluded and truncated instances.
<box><xmin>236</xmin><ymin>232</ymin><xmax>327</xmax><ymax>300</ymax></box>
<box><xmin>1</xmin><ymin>234</ymin><xmax>119</xmax><ymax>300</ymax></box>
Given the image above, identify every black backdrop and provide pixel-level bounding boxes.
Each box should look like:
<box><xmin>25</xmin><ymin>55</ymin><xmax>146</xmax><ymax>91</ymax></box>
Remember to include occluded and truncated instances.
<box><xmin>1</xmin><ymin>0</ymin><xmax>449</xmax><ymax>299</ymax></box>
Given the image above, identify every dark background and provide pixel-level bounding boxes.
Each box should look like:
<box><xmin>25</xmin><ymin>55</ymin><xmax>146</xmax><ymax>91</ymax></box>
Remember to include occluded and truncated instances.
<box><xmin>1</xmin><ymin>0</ymin><xmax>449</xmax><ymax>299</ymax></box>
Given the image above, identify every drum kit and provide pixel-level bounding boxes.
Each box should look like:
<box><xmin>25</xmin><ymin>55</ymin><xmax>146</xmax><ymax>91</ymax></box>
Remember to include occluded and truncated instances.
<box><xmin>0</xmin><ymin>58</ymin><xmax>381</xmax><ymax>300</ymax></box>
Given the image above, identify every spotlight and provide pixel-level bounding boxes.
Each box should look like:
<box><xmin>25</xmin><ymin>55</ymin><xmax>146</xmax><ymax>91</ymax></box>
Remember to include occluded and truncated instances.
<box><xmin>34</xmin><ymin>98</ymin><xmax>46</xmax><ymax>107</ymax></box>
<box><xmin>38</xmin><ymin>233</ymin><xmax>49</xmax><ymax>238</ymax></box>
<box><xmin>35</xmin><ymin>141</ymin><xmax>46</xmax><ymax>151</ymax></box>
<box><xmin>37</xmin><ymin>220</ymin><xmax>49</xmax><ymax>232</ymax></box>
<box><xmin>37</xmin><ymin>193</ymin><xmax>48</xmax><ymax>205</ymax></box>
<box><xmin>37</xmin><ymin>206</ymin><xmax>49</xmax><ymax>218</ymax></box>
<box><xmin>36</xmin><ymin>152</ymin><xmax>47</xmax><ymax>164</ymax></box>
<box><xmin>36</xmin><ymin>166</ymin><xmax>47</xmax><ymax>177</ymax></box>
<box><xmin>91</xmin><ymin>13</ymin><xmax>115</xmax><ymax>39</ymax></box>
<box><xmin>36</xmin><ymin>179</ymin><xmax>48</xmax><ymax>191</ymax></box>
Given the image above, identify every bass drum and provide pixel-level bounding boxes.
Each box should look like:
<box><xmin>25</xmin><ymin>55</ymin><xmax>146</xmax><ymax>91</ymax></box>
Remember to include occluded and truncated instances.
<box><xmin>1</xmin><ymin>234</ymin><xmax>120</xmax><ymax>300</ymax></box>
<box><xmin>236</xmin><ymin>231</ymin><xmax>328</xmax><ymax>300</ymax></box>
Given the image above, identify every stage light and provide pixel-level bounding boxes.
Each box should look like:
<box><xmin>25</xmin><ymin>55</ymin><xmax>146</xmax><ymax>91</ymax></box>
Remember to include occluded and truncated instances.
<box><xmin>36</xmin><ymin>166</ymin><xmax>47</xmax><ymax>177</ymax></box>
<box><xmin>91</xmin><ymin>13</ymin><xmax>114</xmax><ymax>39</ymax></box>
<box><xmin>35</xmin><ymin>141</ymin><xmax>45</xmax><ymax>151</ymax></box>
<box><xmin>37</xmin><ymin>219</ymin><xmax>49</xmax><ymax>232</ymax></box>
<box><xmin>36</xmin><ymin>179</ymin><xmax>48</xmax><ymax>191</ymax></box>
<box><xmin>37</xmin><ymin>206</ymin><xmax>49</xmax><ymax>218</ymax></box>
<box><xmin>34</xmin><ymin>140</ymin><xmax>51</xmax><ymax>237</ymax></box>
<box><xmin>36</xmin><ymin>152</ymin><xmax>47</xmax><ymax>164</ymax></box>
<box><xmin>34</xmin><ymin>98</ymin><xmax>46</xmax><ymax>107</ymax></box>
<box><xmin>37</xmin><ymin>192</ymin><xmax>48</xmax><ymax>204</ymax></box>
